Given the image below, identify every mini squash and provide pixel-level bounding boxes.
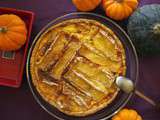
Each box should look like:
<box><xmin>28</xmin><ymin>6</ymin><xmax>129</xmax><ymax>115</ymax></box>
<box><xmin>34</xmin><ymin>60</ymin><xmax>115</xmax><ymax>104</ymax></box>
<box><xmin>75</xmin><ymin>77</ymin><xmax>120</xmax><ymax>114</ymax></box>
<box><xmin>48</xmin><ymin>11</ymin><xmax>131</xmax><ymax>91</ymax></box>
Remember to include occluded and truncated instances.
<box><xmin>127</xmin><ymin>4</ymin><xmax>160</xmax><ymax>56</ymax></box>
<box><xmin>102</xmin><ymin>0</ymin><xmax>138</xmax><ymax>20</ymax></box>
<box><xmin>0</xmin><ymin>14</ymin><xmax>27</xmax><ymax>51</ymax></box>
<box><xmin>72</xmin><ymin>0</ymin><xmax>101</xmax><ymax>11</ymax></box>
<box><xmin>112</xmin><ymin>108</ymin><xmax>142</xmax><ymax>120</ymax></box>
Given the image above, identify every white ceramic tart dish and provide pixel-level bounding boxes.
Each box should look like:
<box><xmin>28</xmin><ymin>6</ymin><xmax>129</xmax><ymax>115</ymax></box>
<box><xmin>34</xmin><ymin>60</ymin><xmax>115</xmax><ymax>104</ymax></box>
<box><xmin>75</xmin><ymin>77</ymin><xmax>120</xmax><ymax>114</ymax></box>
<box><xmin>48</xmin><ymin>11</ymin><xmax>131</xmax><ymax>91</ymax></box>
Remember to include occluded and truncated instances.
<box><xmin>30</xmin><ymin>18</ymin><xmax>126</xmax><ymax>116</ymax></box>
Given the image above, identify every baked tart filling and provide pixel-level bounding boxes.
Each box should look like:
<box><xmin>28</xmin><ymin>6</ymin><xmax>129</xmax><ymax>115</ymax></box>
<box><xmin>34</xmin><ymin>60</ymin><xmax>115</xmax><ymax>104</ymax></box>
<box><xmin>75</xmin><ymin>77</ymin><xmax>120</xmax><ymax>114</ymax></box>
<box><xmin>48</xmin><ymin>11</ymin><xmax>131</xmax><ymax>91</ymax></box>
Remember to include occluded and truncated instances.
<box><xmin>30</xmin><ymin>19</ymin><xmax>126</xmax><ymax>116</ymax></box>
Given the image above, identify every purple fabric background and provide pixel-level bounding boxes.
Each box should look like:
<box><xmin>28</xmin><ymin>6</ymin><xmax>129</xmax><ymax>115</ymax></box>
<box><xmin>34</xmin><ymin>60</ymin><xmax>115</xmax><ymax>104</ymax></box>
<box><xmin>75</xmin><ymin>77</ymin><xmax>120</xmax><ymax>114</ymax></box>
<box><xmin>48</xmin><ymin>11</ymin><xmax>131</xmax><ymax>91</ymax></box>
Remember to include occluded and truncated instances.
<box><xmin>0</xmin><ymin>0</ymin><xmax>160</xmax><ymax>120</ymax></box>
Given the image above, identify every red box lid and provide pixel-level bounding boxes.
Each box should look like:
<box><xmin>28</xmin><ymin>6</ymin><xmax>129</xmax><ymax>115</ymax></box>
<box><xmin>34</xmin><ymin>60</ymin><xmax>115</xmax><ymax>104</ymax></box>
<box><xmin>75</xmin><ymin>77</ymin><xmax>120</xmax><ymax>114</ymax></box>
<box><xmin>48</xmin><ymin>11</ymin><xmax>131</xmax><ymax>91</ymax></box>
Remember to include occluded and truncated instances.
<box><xmin>0</xmin><ymin>7</ymin><xmax>35</xmax><ymax>88</ymax></box>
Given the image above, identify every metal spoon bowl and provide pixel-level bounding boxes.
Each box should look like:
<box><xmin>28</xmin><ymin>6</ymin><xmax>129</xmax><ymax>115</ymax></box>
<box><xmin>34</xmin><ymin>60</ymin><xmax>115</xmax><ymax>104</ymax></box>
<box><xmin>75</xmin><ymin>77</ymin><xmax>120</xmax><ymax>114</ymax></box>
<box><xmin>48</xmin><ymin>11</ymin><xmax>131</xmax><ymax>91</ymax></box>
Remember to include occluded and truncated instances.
<box><xmin>116</xmin><ymin>76</ymin><xmax>157</xmax><ymax>107</ymax></box>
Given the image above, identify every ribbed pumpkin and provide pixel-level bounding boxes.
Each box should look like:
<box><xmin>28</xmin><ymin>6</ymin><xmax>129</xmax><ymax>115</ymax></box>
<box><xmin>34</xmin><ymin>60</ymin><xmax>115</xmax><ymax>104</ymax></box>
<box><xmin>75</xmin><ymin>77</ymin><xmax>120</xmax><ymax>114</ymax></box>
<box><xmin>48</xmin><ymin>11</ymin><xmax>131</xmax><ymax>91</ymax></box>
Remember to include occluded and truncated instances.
<box><xmin>72</xmin><ymin>0</ymin><xmax>101</xmax><ymax>11</ymax></box>
<box><xmin>103</xmin><ymin>0</ymin><xmax>138</xmax><ymax>20</ymax></box>
<box><xmin>112</xmin><ymin>109</ymin><xmax>142</xmax><ymax>120</ymax></box>
<box><xmin>127</xmin><ymin>4</ymin><xmax>160</xmax><ymax>56</ymax></box>
<box><xmin>0</xmin><ymin>14</ymin><xmax>27</xmax><ymax>51</ymax></box>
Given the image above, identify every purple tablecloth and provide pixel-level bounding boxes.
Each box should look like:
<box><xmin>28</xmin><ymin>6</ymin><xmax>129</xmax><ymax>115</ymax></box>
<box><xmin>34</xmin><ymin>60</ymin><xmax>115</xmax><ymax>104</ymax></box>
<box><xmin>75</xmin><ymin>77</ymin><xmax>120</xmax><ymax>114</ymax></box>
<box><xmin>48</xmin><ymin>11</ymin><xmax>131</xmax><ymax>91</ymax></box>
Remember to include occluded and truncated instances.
<box><xmin>0</xmin><ymin>1</ymin><xmax>160</xmax><ymax>120</ymax></box>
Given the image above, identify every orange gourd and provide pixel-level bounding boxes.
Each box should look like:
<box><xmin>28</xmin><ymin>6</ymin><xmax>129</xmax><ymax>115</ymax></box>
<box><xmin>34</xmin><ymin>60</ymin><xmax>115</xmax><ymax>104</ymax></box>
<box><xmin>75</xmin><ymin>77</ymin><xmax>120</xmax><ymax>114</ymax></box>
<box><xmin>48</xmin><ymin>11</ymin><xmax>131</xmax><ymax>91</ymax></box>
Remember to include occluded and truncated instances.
<box><xmin>112</xmin><ymin>109</ymin><xmax>142</xmax><ymax>120</ymax></box>
<box><xmin>72</xmin><ymin>0</ymin><xmax>101</xmax><ymax>11</ymax></box>
<box><xmin>103</xmin><ymin>0</ymin><xmax>138</xmax><ymax>20</ymax></box>
<box><xmin>0</xmin><ymin>14</ymin><xmax>27</xmax><ymax>51</ymax></box>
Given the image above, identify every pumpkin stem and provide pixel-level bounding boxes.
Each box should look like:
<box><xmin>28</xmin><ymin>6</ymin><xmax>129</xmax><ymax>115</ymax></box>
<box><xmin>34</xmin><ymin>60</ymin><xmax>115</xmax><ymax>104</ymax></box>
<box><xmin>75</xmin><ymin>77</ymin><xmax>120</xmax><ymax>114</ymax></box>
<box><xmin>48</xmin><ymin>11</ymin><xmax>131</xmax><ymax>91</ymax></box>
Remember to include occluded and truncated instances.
<box><xmin>116</xmin><ymin>0</ymin><xmax>123</xmax><ymax>3</ymax></box>
<box><xmin>0</xmin><ymin>27</ymin><xmax>7</xmax><ymax>33</ymax></box>
<box><xmin>153</xmin><ymin>23</ymin><xmax>160</xmax><ymax>35</ymax></box>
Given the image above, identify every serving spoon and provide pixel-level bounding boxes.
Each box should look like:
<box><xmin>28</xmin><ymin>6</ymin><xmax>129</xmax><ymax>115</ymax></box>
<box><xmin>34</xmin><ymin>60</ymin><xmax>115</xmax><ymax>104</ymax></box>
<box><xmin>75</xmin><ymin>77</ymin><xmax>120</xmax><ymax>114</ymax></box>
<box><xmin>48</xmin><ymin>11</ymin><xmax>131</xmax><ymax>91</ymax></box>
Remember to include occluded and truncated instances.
<box><xmin>116</xmin><ymin>76</ymin><xmax>158</xmax><ymax>108</ymax></box>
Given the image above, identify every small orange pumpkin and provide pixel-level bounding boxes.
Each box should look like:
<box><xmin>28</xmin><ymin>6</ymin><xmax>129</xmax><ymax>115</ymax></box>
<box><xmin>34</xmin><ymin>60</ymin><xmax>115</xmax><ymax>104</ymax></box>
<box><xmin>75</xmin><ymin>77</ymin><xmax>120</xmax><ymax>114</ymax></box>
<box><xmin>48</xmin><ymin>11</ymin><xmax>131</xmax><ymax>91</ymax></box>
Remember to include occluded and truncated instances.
<box><xmin>112</xmin><ymin>108</ymin><xmax>142</xmax><ymax>120</ymax></box>
<box><xmin>72</xmin><ymin>0</ymin><xmax>101</xmax><ymax>11</ymax></box>
<box><xmin>0</xmin><ymin>14</ymin><xmax>27</xmax><ymax>51</ymax></box>
<box><xmin>103</xmin><ymin>0</ymin><xmax>138</xmax><ymax>20</ymax></box>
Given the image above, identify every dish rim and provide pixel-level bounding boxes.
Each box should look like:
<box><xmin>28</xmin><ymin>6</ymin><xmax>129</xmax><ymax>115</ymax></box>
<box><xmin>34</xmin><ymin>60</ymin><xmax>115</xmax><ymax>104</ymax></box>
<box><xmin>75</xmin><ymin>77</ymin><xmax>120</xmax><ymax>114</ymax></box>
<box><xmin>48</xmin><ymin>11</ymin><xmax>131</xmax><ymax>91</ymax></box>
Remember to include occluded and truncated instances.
<box><xmin>26</xmin><ymin>12</ymin><xmax>139</xmax><ymax>120</ymax></box>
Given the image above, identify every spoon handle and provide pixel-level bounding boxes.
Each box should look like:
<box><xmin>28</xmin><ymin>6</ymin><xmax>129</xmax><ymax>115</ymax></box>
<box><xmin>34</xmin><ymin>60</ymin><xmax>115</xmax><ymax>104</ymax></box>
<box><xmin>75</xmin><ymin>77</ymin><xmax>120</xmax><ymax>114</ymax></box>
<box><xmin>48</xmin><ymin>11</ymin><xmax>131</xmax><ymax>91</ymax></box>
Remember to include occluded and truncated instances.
<box><xmin>135</xmin><ymin>90</ymin><xmax>156</xmax><ymax>106</ymax></box>
<box><xmin>116</xmin><ymin>76</ymin><xmax>158</xmax><ymax>108</ymax></box>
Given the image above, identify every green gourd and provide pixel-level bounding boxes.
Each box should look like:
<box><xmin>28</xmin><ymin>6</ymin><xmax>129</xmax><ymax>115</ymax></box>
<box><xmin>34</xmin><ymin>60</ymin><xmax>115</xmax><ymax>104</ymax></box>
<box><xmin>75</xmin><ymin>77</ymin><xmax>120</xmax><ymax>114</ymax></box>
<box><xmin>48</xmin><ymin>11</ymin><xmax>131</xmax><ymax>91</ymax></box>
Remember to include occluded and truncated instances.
<box><xmin>127</xmin><ymin>4</ymin><xmax>160</xmax><ymax>56</ymax></box>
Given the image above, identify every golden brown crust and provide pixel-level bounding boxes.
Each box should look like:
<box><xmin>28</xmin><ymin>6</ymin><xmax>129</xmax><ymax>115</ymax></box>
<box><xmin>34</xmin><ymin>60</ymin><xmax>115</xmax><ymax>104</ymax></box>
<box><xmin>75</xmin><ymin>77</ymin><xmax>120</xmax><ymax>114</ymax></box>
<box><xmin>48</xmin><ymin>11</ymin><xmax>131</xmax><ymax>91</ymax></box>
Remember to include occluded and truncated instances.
<box><xmin>30</xmin><ymin>19</ymin><xmax>126</xmax><ymax>116</ymax></box>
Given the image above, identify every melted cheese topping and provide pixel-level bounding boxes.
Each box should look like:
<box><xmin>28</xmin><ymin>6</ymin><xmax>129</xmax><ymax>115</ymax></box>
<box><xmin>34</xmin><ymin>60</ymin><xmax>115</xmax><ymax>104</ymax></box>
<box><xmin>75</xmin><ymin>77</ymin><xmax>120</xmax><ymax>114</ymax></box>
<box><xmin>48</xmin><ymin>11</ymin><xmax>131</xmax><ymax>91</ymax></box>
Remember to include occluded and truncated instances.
<box><xmin>30</xmin><ymin>19</ymin><xmax>126</xmax><ymax>116</ymax></box>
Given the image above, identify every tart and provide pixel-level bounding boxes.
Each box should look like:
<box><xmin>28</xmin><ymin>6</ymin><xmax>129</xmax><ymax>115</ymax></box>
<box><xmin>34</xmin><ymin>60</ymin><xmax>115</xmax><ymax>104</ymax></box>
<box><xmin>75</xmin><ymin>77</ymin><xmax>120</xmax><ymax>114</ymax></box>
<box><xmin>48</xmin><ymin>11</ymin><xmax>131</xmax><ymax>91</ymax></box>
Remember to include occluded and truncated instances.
<box><xmin>30</xmin><ymin>19</ymin><xmax>126</xmax><ymax>116</ymax></box>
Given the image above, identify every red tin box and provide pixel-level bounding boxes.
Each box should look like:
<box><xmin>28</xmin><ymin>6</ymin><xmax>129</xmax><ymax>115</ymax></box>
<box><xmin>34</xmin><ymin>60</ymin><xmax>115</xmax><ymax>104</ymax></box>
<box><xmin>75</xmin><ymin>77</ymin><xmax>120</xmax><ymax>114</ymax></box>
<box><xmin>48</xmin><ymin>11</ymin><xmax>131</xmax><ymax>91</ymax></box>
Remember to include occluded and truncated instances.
<box><xmin>0</xmin><ymin>8</ymin><xmax>34</xmax><ymax>88</ymax></box>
